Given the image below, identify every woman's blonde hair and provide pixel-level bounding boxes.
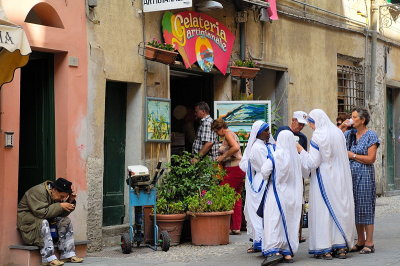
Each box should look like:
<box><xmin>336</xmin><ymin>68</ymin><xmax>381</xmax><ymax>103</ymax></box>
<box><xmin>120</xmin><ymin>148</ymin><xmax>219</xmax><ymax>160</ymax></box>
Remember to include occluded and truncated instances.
<box><xmin>212</xmin><ymin>118</ymin><xmax>228</xmax><ymax>131</ymax></box>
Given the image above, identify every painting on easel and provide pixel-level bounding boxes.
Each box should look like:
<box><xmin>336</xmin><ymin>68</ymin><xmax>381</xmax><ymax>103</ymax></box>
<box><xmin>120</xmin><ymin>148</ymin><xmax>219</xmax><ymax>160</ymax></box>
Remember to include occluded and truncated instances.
<box><xmin>146</xmin><ymin>97</ymin><xmax>171</xmax><ymax>142</ymax></box>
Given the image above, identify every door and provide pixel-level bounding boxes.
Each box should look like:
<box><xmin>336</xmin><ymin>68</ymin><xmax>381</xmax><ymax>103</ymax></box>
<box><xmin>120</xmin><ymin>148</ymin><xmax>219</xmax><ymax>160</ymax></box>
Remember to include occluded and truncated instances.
<box><xmin>18</xmin><ymin>52</ymin><xmax>55</xmax><ymax>200</ymax></box>
<box><xmin>103</xmin><ymin>81</ymin><xmax>127</xmax><ymax>226</ymax></box>
<box><xmin>386</xmin><ymin>87</ymin><xmax>400</xmax><ymax>191</ymax></box>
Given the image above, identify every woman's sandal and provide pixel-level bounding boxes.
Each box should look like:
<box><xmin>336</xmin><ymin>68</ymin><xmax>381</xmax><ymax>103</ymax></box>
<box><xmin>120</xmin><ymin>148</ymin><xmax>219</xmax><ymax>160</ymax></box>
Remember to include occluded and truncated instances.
<box><xmin>335</xmin><ymin>248</ymin><xmax>347</xmax><ymax>259</ymax></box>
<box><xmin>247</xmin><ymin>247</ymin><xmax>260</xmax><ymax>253</ymax></box>
<box><xmin>283</xmin><ymin>255</ymin><xmax>294</xmax><ymax>263</ymax></box>
<box><xmin>360</xmin><ymin>245</ymin><xmax>375</xmax><ymax>254</ymax></box>
<box><xmin>321</xmin><ymin>252</ymin><xmax>333</xmax><ymax>260</ymax></box>
<box><xmin>350</xmin><ymin>243</ymin><xmax>364</xmax><ymax>252</ymax></box>
<box><xmin>261</xmin><ymin>253</ymin><xmax>283</xmax><ymax>266</ymax></box>
<box><xmin>230</xmin><ymin>230</ymin><xmax>241</xmax><ymax>235</ymax></box>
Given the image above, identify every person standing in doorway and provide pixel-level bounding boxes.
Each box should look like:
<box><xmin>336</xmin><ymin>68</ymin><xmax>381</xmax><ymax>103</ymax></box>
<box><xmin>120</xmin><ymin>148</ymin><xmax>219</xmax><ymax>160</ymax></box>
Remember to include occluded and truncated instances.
<box><xmin>275</xmin><ymin>110</ymin><xmax>308</xmax><ymax>243</ymax></box>
<box><xmin>212</xmin><ymin>118</ymin><xmax>245</xmax><ymax>235</ymax></box>
<box><xmin>192</xmin><ymin>101</ymin><xmax>219</xmax><ymax>161</ymax></box>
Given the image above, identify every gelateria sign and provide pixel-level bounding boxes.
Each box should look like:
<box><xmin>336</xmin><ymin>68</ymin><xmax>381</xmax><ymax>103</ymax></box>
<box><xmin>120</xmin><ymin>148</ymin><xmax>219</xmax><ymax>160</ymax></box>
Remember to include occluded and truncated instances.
<box><xmin>162</xmin><ymin>11</ymin><xmax>235</xmax><ymax>74</ymax></box>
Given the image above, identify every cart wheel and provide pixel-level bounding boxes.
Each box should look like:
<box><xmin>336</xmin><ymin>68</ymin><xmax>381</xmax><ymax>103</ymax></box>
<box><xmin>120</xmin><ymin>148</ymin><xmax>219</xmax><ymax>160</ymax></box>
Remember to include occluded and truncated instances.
<box><xmin>160</xmin><ymin>231</ymin><xmax>170</xmax><ymax>252</ymax></box>
<box><xmin>121</xmin><ymin>233</ymin><xmax>132</xmax><ymax>254</ymax></box>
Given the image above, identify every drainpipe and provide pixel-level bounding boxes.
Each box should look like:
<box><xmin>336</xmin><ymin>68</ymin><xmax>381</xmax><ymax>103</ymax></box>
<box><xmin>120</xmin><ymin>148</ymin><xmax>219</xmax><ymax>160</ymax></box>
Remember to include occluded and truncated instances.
<box><xmin>370</xmin><ymin>1</ymin><xmax>378</xmax><ymax>102</ymax></box>
<box><xmin>233</xmin><ymin>0</ymin><xmax>247</xmax><ymax>95</ymax></box>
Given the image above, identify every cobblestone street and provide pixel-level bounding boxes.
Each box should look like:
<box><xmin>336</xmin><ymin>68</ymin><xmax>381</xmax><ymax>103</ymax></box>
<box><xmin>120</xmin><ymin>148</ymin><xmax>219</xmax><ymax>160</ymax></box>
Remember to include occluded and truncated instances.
<box><xmin>85</xmin><ymin>195</ymin><xmax>400</xmax><ymax>266</ymax></box>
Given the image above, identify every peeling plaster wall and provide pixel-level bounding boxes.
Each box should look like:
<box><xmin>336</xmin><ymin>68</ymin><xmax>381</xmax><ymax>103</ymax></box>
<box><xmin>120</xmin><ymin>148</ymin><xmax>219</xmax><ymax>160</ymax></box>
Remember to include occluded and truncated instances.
<box><xmin>85</xmin><ymin>0</ymin><xmax>144</xmax><ymax>251</ymax></box>
<box><xmin>369</xmin><ymin>43</ymin><xmax>386</xmax><ymax>195</ymax></box>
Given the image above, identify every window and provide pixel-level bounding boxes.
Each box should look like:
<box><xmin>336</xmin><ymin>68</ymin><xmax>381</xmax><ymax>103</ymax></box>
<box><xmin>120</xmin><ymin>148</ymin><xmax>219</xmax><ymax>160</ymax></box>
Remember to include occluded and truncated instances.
<box><xmin>337</xmin><ymin>65</ymin><xmax>365</xmax><ymax>115</ymax></box>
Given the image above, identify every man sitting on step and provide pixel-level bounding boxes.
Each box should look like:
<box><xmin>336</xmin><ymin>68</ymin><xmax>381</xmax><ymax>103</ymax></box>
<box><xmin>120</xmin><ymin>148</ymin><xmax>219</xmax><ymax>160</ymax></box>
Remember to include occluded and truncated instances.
<box><xmin>17</xmin><ymin>178</ymin><xmax>84</xmax><ymax>266</ymax></box>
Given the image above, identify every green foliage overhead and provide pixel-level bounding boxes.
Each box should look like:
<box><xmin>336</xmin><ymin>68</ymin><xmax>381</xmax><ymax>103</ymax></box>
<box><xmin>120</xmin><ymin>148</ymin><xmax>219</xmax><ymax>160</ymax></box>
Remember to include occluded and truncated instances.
<box><xmin>234</xmin><ymin>59</ymin><xmax>257</xmax><ymax>68</ymax></box>
<box><xmin>147</xmin><ymin>39</ymin><xmax>175</xmax><ymax>51</ymax></box>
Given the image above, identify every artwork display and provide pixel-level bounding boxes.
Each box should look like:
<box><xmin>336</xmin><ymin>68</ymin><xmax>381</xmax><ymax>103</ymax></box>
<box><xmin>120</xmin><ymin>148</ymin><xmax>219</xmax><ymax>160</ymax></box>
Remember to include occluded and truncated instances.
<box><xmin>146</xmin><ymin>97</ymin><xmax>171</xmax><ymax>142</ymax></box>
<box><xmin>214</xmin><ymin>101</ymin><xmax>271</xmax><ymax>142</ymax></box>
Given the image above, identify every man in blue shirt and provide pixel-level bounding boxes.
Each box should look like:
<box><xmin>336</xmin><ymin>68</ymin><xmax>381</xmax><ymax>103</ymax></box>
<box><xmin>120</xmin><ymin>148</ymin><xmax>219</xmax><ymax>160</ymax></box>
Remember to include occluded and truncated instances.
<box><xmin>275</xmin><ymin>111</ymin><xmax>308</xmax><ymax>151</ymax></box>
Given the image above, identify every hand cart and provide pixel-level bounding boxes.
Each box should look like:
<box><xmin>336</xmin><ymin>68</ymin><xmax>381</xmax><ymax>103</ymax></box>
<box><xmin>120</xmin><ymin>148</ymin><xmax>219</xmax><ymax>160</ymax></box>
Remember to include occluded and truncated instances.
<box><xmin>121</xmin><ymin>162</ymin><xmax>170</xmax><ymax>253</ymax></box>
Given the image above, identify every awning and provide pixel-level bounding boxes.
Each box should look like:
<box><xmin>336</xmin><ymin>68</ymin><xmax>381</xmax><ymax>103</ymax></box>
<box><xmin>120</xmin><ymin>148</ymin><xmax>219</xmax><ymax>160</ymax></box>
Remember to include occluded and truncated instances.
<box><xmin>0</xmin><ymin>19</ymin><xmax>31</xmax><ymax>88</ymax></box>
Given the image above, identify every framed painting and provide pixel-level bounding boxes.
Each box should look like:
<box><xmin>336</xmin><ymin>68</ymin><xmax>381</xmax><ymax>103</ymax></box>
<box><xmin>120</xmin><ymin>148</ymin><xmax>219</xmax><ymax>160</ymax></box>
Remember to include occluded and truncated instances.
<box><xmin>214</xmin><ymin>101</ymin><xmax>271</xmax><ymax>143</ymax></box>
<box><xmin>145</xmin><ymin>97</ymin><xmax>171</xmax><ymax>142</ymax></box>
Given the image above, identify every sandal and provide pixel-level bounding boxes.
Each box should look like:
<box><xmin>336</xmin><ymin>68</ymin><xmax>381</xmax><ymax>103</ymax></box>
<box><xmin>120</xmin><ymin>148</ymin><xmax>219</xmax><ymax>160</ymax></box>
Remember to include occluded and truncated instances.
<box><xmin>283</xmin><ymin>255</ymin><xmax>294</xmax><ymax>263</ymax></box>
<box><xmin>335</xmin><ymin>248</ymin><xmax>347</xmax><ymax>259</ymax></box>
<box><xmin>42</xmin><ymin>259</ymin><xmax>64</xmax><ymax>266</ymax></box>
<box><xmin>321</xmin><ymin>252</ymin><xmax>333</xmax><ymax>260</ymax></box>
<box><xmin>247</xmin><ymin>247</ymin><xmax>260</xmax><ymax>253</ymax></box>
<box><xmin>360</xmin><ymin>245</ymin><xmax>375</xmax><ymax>254</ymax></box>
<box><xmin>230</xmin><ymin>230</ymin><xmax>241</xmax><ymax>235</ymax></box>
<box><xmin>261</xmin><ymin>253</ymin><xmax>283</xmax><ymax>266</ymax></box>
<box><xmin>350</xmin><ymin>243</ymin><xmax>364</xmax><ymax>252</ymax></box>
<box><xmin>60</xmin><ymin>256</ymin><xmax>84</xmax><ymax>263</ymax></box>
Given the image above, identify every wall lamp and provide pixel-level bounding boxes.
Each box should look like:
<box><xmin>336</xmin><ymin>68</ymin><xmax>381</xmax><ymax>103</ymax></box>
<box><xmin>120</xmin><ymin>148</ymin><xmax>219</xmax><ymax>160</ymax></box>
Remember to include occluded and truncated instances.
<box><xmin>4</xmin><ymin>131</ymin><xmax>14</xmax><ymax>148</ymax></box>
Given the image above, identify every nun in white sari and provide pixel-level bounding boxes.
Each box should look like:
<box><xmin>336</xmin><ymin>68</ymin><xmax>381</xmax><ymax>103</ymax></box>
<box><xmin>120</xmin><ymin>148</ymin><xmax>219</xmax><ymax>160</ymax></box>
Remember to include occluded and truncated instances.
<box><xmin>240</xmin><ymin>120</ymin><xmax>275</xmax><ymax>252</ymax></box>
<box><xmin>260</xmin><ymin>130</ymin><xmax>305</xmax><ymax>264</ymax></box>
<box><xmin>298</xmin><ymin>109</ymin><xmax>355</xmax><ymax>259</ymax></box>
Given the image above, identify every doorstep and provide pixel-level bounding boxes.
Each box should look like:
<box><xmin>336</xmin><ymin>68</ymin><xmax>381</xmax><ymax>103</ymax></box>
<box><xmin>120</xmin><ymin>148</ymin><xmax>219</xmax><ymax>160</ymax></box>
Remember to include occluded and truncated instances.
<box><xmin>9</xmin><ymin>240</ymin><xmax>90</xmax><ymax>266</ymax></box>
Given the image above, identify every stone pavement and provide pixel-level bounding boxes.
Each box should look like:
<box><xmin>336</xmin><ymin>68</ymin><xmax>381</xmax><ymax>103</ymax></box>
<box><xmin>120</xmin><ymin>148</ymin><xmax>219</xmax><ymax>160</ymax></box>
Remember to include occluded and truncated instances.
<box><xmin>84</xmin><ymin>196</ymin><xmax>400</xmax><ymax>266</ymax></box>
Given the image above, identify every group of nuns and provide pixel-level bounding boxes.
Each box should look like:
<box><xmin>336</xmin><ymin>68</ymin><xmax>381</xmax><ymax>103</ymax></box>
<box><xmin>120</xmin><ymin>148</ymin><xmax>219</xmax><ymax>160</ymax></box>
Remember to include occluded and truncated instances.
<box><xmin>240</xmin><ymin>109</ymin><xmax>355</xmax><ymax>265</ymax></box>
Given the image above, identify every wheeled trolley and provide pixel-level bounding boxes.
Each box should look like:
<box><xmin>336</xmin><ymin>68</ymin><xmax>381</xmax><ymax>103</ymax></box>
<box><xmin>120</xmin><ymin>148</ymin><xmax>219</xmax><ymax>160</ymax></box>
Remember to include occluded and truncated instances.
<box><xmin>121</xmin><ymin>164</ymin><xmax>170</xmax><ymax>253</ymax></box>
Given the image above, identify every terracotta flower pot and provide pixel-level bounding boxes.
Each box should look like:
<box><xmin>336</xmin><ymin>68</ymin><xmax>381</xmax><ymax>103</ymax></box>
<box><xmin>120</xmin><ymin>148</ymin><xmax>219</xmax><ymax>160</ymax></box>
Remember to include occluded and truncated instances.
<box><xmin>144</xmin><ymin>45</ymin><xmax>178</xmax><ymax>65</ymax></box>
<box><xmin>230</xmin><ymin>66</ymin><xmax>260</xmax><ymax>79</ymax></box>
<box><xmin>151</xmin><ymin>213</ymin><xmax>186</xmax><ymax>245</ymax></box>
<box><xmin>187</xmin><ymin>210</ymin><xmax>233</xmax><ymax>246</ymax></box>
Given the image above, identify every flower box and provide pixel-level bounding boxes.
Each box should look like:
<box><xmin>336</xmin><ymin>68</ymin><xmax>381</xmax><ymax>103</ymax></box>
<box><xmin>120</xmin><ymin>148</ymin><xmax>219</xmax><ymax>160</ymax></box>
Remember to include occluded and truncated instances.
<box><xmin>230</xmin><ymin>66</ymin><xmax>260</xmax><ymax>79</ymax></box>
<box><xmin>145</xmin><ymin>45</ymin><xmax>178</xmax><ymax>65</ymax></box>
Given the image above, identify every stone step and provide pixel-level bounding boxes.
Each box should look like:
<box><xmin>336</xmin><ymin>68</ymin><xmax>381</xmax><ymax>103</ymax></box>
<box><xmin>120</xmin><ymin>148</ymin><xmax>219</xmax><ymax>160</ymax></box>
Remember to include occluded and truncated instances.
<box><xmin>102</xmin><ymin>224</ymin><xmax>130</xmax><ymax>247</ymax></box>
<box><xmin>9</xmin><ymin>240</ymin><xmax>89</xmax><ymax>266</ymax></box>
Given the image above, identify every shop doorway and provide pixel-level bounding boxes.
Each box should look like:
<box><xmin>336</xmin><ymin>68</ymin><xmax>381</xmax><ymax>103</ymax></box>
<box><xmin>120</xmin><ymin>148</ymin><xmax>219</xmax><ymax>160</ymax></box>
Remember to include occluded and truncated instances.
<box><xmin>103</xmin><ymin>81</ymin><xmax>127</xmax><ymax>226</ymax></box>
<box><xmin>386</xmin><ymin>86</ymin><xmax>400</xmax><ymax>192</ymax></box>
<box><xmin>170</xmin><ymin>69</ymin><xmax>213</xmax><ymax>155</ymax></box>
<box><xmin>18</xmin><ymin>51</ymin><xmax>55</xmax><ymax>201</ymax></box>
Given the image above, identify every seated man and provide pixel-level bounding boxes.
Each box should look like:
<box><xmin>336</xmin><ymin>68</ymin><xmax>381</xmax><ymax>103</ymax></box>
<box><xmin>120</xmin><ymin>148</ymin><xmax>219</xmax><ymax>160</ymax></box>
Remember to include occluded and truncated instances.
<box><xmin>17</xmin><ymin>178</ymin><xmax>84</xmax><ymax>266</ymax></box>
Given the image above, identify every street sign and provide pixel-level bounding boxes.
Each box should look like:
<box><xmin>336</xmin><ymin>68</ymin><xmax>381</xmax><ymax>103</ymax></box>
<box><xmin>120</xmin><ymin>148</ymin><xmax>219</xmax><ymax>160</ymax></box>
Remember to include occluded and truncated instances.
<box><xmin>143</xmin><ymin>0</ymin><xmax>192</xmax><ymax>13</ymax></box>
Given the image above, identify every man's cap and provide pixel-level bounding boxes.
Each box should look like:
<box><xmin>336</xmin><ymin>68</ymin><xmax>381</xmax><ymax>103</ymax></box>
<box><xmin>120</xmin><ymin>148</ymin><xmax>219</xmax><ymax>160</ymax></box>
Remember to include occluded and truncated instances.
<box><xmin>52</xmin><ymin>178</ymin><xmax>72</xmax><ymax>194</ymax></box>
<box><xmin>293</xmin><ymin>111</ymin><xmax>308</xmax><ymax>124</ymax></box>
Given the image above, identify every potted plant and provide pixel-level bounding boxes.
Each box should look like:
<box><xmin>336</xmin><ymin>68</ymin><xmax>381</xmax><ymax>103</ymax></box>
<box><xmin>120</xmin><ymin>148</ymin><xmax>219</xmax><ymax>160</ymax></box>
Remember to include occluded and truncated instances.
<box><xmin>185</xmin><ymin>184</ymin><xmax>240</xmax><ymax>245</ymax></box>
<box><xmin>154</xmin><ymin>151</ymin><xmax>224</xmax><ymax>245</ymax></box>
<box><xmin>144</xmin><ymin>39</ymin><xmax>178</xmax><ymax>65</ymax></box>
<box><xmin>151</xmin><ymin>197</ymin><xmax>186</xmax><ymax>246</ymax></box>
<box><xmin>230</xmin><ymin>59</ymin><xmax>260</xmax><ymax>79</ymax></box>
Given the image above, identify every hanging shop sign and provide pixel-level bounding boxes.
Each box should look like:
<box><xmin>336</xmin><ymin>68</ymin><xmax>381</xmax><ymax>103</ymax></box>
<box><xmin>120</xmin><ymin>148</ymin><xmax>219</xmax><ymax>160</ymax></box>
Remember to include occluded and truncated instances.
<box><xmin>162</xmin><ymin>11</ymin><xmax>235</xmax><ymax>74</ymax></box>
<box><xmin>143</xmin><ymin>0</ymin><xmax>192</xmax><ymax>13</ymax></box>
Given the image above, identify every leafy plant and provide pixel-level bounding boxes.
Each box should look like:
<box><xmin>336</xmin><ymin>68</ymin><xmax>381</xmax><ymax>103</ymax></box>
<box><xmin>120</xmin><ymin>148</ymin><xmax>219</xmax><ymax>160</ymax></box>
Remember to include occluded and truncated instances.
<box><xmin>157</xmin><ymin>151</ymin><xmax>225</xmax><ymax>212</ymax></box>
<box><xmin>156</xmin><ymin>197</ymin><xmax>185</xmax><ymax>215</ymax></box>
<box><xmin>234</xmin><ymin>59</ymin><xmax>257</xmax><ymax>68</ymax></box>
<box><xmin>185</xmin><ymin>184</ymin><xmax>240</xmax><ymax>213</ymax></box>
<box><xmin>147</xmin><ymin>39</ymin><xmax>175</xmax><ymax>51</ymax></box>
<box><xmin>270</xmin><ymin>102</ymin><xmax>283</xmax><ymax>136</ymax></box>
